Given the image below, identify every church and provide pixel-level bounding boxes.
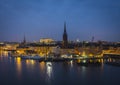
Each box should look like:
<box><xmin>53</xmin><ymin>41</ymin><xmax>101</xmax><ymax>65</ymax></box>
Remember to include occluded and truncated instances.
<box><xmin>63</xmin><ymin>22</ymin><xmax>68</xmax><ymax>49</ymax></box>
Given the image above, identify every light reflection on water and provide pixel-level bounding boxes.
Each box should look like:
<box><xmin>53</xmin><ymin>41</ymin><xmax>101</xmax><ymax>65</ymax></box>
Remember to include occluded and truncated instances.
<box><xmin>0</xmin><ymin>51</ymin><xmax>8</xmax><ymax>57</ymax></box>
<box><xmin>25</xmin><ymin>59</ymin><xmax>35</xmax><ymax>65</ymax></box>
<box><xmin>14</xmin><ymin>58</ymin><xmax>54</xmax><ymax>83</ymax></box>
<box><xmin>46</xmin><ymin>62</ymin><xmax>53</xmax><ymax>82</ymax></box>
<box><xmin>39</xmin><ymin>62</ymin><xmax>45</xmax><ymax>72</ymax></box>
<box><xmin>0</xmin><ymin>56</ymin><xmax>120</xmax><ymax>85</ymax></box>
<box><xmin>70</xmin><ymin>61</ymin><xmax>73</xmax><ymax>68</ymax></box>
<box><xmin>15</xmin><ymin>57</ymin><xmax>22</xmax><ymax>79</ymax></box>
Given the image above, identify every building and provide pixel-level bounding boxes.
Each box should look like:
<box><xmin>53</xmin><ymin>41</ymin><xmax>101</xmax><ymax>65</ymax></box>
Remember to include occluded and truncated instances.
<box><xmin>63</xmin><ymin>22</ymin><xmax>68</xmax><ymax>48</ymax></box>
<box><xmin>40</xmin><ymin>38</ymin><xmax>54</xmax><ymax>44</ymax></box>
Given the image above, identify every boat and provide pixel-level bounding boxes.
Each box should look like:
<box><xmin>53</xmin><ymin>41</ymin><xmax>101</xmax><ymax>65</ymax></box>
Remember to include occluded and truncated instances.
<box><xmin>105</xmin><ymin>58</ymin><xmax>120</xmax><ymax>66</ymax></box>
<box><xmin>104</xmin><ymin>57</ymin><xmax>120</xmax><ymax>66</ymax></box>
<box><xmin>20</xmin><ymin>55</ymin><xmax>44</xmax><ymax>61</ymax></box>
<box><xmin>52</xmin><ymin>57</ymin><xmax>72</xmax><ymax>62</ymax></box>
<box><xmin>44</xmin><ymin>57</ymin><xmax>53</xmax><ymax>62</ymax></box>
<box><xmin>105</xmin><ymin>61</ymin><xmax>120</xmax><ymax>66</ymax></box>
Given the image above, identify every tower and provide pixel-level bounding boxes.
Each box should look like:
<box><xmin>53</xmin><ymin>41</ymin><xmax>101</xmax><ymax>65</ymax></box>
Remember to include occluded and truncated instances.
<box><xmin>23</xmin><ymin>34</ymin><xmax>26</xmax><ymax>44</ymax></box>
<box><xmin>63</xmin><ymin>22</ymin><xmax>68</xmax><ymax>48</ymax></box>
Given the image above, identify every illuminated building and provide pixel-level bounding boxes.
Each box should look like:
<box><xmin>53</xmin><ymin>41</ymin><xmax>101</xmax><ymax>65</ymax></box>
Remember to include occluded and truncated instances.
<box><xmin>40</xmin><ymin>38</ymin><xmax>54</xmax><ymax>44</ymax></box>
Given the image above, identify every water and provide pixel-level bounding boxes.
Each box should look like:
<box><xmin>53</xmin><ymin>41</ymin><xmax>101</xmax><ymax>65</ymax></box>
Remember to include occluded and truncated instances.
<box><xmin>0</xmin><ymin>56</ymin><xmax>120</xmax><ymax>85</ymax></box>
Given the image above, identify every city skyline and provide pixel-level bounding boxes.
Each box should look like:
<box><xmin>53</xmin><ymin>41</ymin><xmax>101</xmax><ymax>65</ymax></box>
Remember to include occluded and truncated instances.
<box><xmin>0</xmin><ymin>0</ymin><xmax>120</xmax><ymax>42</ymax></box>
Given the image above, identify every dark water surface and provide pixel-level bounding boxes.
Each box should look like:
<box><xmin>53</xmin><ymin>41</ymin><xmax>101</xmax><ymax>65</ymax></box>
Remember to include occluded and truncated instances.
<box><xmin>0</xmin><ymin>56</ymin><xmax>120</xmax><ymax>85</ymax></box>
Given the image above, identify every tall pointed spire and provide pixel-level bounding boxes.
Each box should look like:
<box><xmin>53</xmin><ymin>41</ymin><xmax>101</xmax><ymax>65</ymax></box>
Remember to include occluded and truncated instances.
<box><xmin>23</xmin><ymin>34</ymin><xmax>26</xmax><ymax>44</ymax></box>
<box><xmin>64</xmin><ymin>21</ymin><xmax>66</xmax><ymax>33</ymax></box>
<box><xmin>63</xmin><ymin>21</ymin><xmax>68</xmax><ymax>48</ymax></box>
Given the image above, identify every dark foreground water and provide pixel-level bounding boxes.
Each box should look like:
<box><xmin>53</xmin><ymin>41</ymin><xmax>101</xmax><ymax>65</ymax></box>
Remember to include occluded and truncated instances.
<box><xmin>0</xmin><ymin>56</ymin><xmax>120</xmax><ymax>85</ymax></box>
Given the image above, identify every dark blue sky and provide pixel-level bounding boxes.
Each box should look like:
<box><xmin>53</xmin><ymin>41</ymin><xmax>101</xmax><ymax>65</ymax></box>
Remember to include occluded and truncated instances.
<box><xmin>0</xmin><ymin>0</ymin><xmax>120</xmax><ymax>42</ymax></box>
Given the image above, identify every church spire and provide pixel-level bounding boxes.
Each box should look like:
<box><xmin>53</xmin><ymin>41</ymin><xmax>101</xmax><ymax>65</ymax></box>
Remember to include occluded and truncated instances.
<box><xmin>64</xmin><ymin>21</ymin><xmax>66</xmax><ymax>34</ymax></box>
<box><xmin>23</xmin><ymin>34</ymin><xmax>26</xmax><ymax>44</ymax></box>
<box><xmin>63</xmin><ymin>21</ymin><xmax>68</xmax><ymax>48</ymax></box>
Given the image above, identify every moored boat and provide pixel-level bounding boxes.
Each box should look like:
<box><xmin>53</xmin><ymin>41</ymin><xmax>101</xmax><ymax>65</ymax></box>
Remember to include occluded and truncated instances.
<box><xmin>20</xmin><ymin>55</ymin><xmax>44</xmax><ymax>61</ymax></box>
<box><xmin>105</xmin><ymin>61</ymin><xmax>120</xmax><ymax>66</ymax></box>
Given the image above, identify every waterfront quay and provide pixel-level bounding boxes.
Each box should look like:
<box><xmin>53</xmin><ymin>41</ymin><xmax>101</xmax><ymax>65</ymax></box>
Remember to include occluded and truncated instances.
<box><xmin>1</xmin><ymin>40</ymin><xmax>120</xmax><ymax>66</ymax></box>
<box><xmin>7</xmin><ymin>53</ymin><xmax>120</xmax><ymax>67</ymax></box>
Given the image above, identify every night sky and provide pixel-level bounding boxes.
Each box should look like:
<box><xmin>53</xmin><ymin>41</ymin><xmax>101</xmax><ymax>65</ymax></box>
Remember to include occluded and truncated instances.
<box><xmin>0</xmin><ymin>0</ymin><xmax>120</xmax><ymax>42</ymax></box>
